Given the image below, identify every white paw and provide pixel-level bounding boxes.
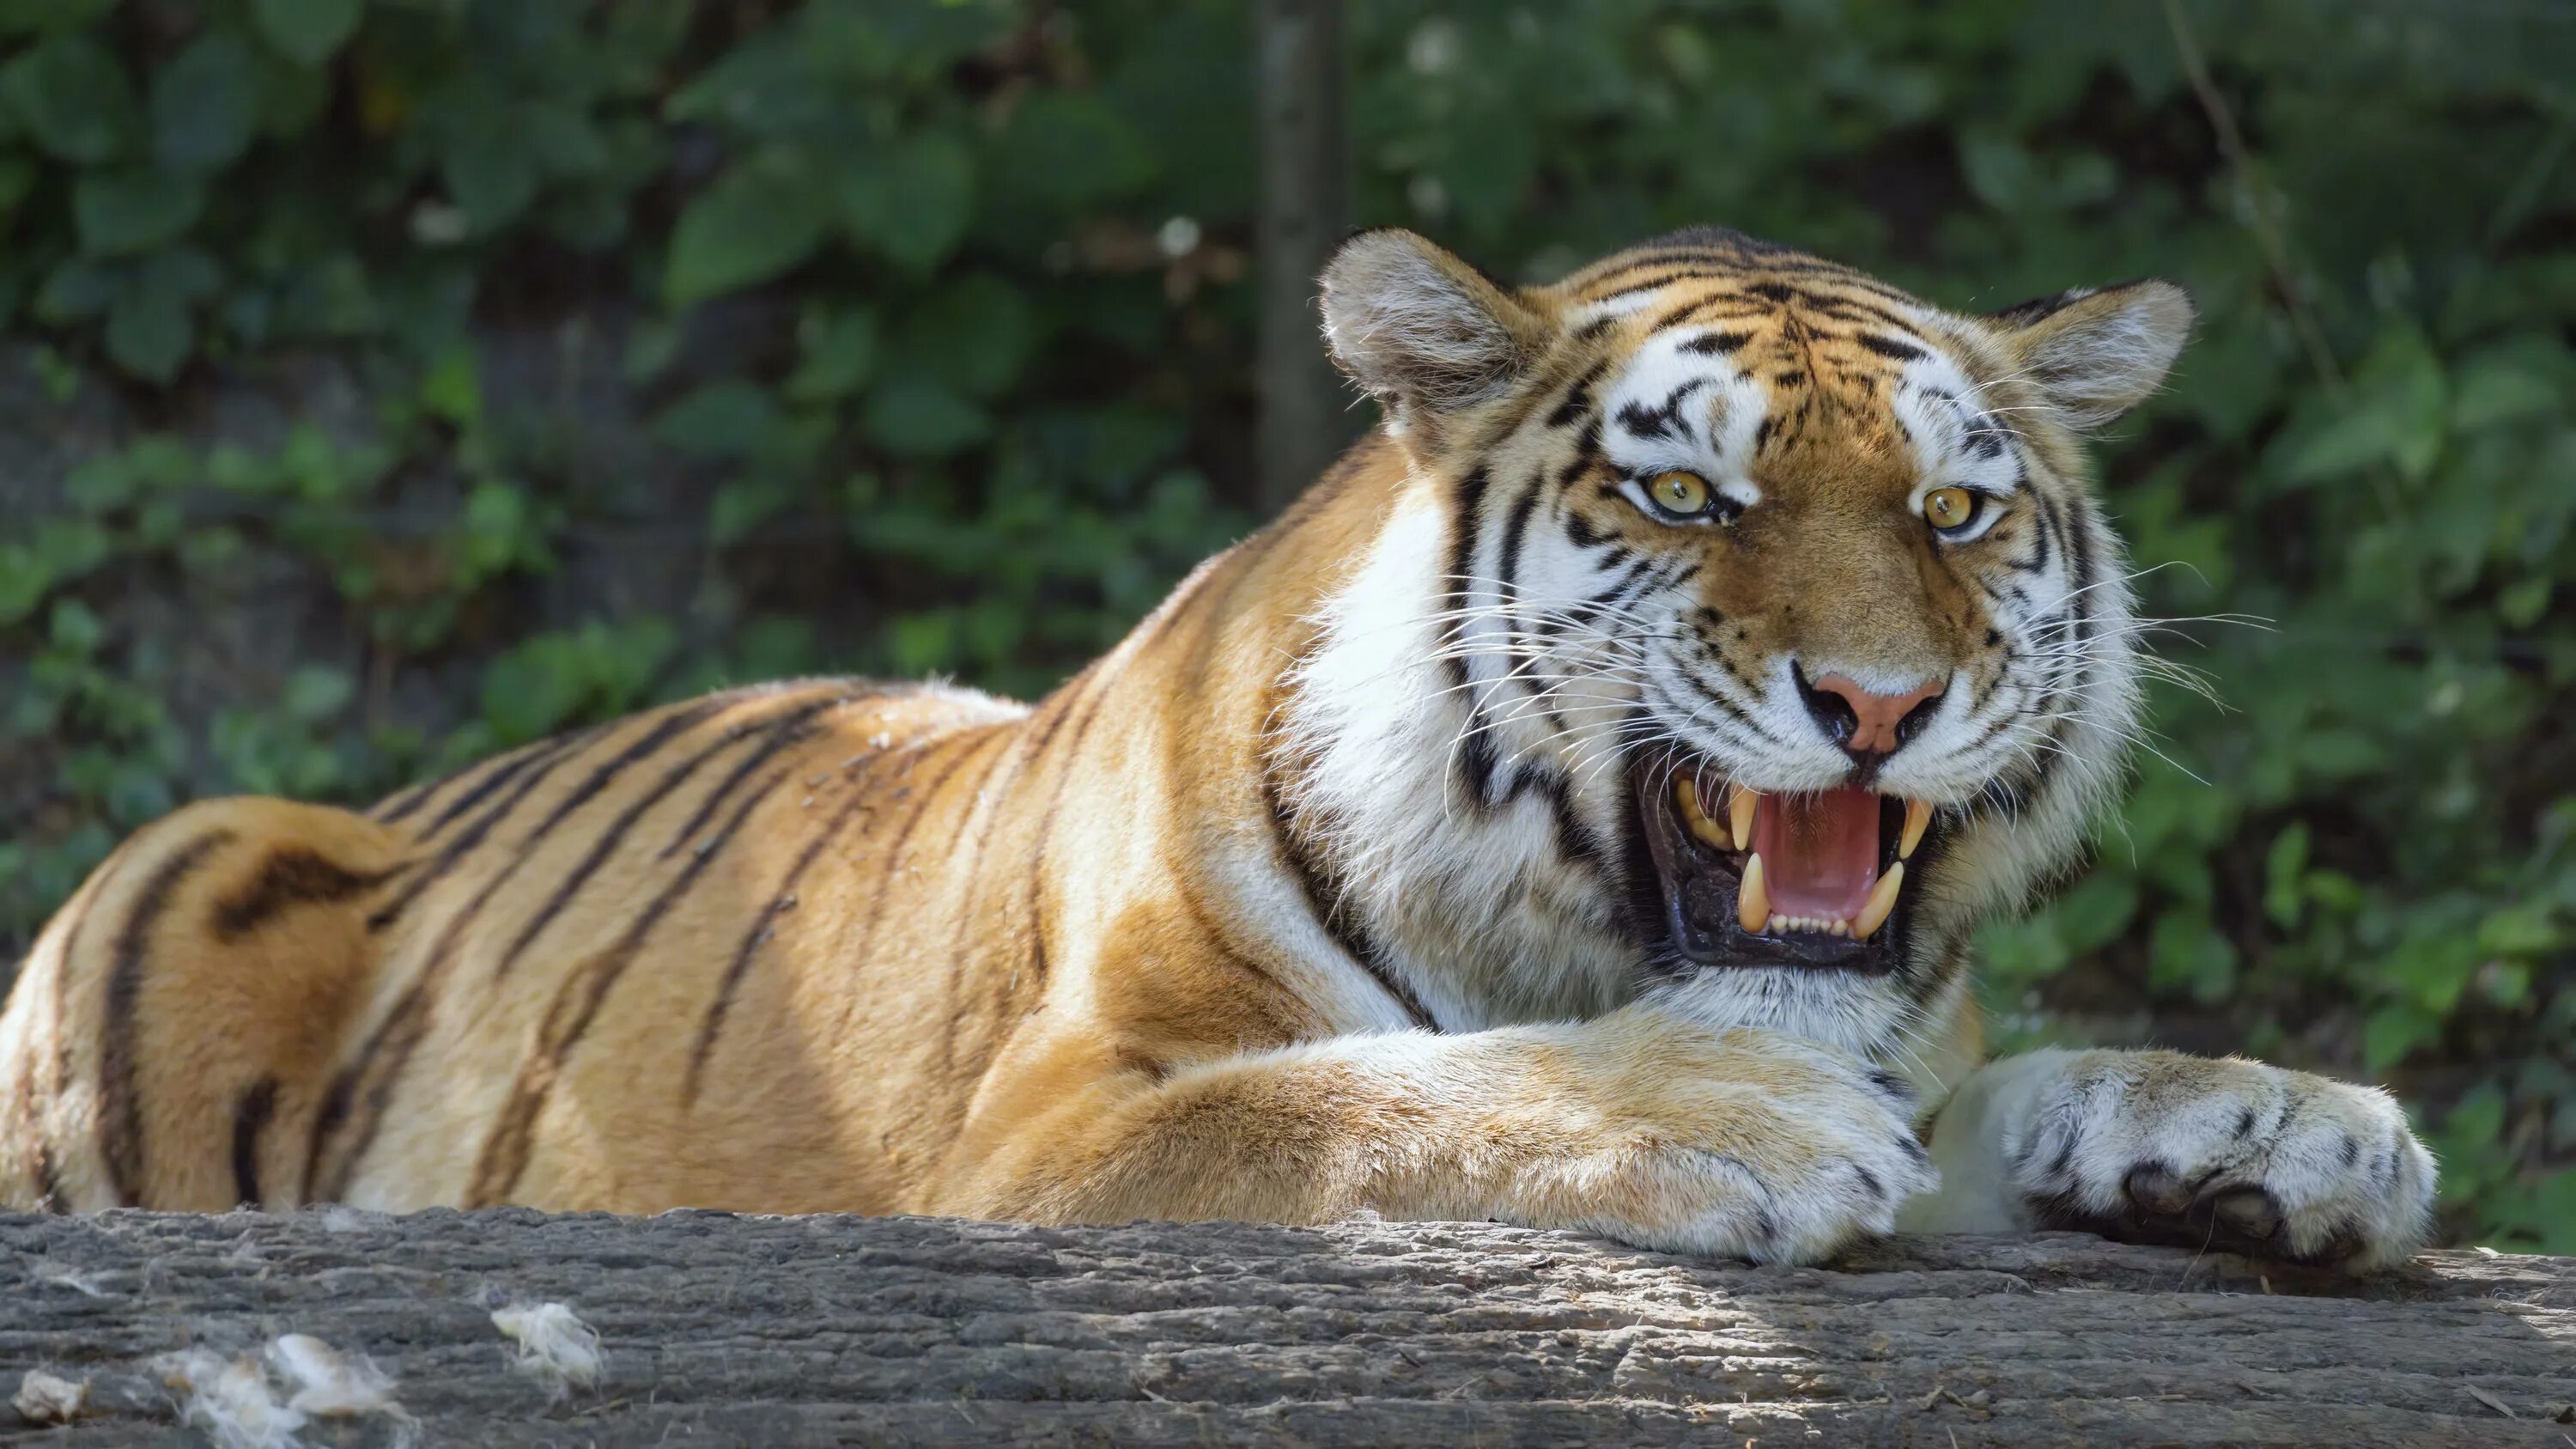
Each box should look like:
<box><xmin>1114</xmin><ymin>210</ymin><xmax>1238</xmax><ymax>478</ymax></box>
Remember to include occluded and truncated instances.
<box><xmin>1526</xmin><ymin>1023</ymin><xmax>1940</xmax><ymax>1265</ymax></box>
<box><xmin>2007</xmin><ymin>1050</ymin><xmax>2436</xmax><ymax>1269</ymax></box>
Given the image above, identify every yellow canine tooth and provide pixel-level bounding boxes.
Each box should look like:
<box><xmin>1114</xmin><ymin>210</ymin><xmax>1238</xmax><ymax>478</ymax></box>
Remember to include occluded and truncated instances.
<box><xmin>1728</xmin><ymin>784</ymin><xmax>1759</xmax><ymax>852</ymax></box>
<box><xmin>1854</xmin><ymin>861</ymin><xmax>1905</xmax><ymax>940</ymax></box>
<box><xmin>1674</xmin><ymin>778</ymin><xmax>1730</xmax><ymax>850</ymax></box>
<box><xmin>1899</xmin><ymin>798</ymin><xmax>1933</xmax><ymax>860</ymax></box>
<box><xmin>1738</xmin><ymin>853</ymin><xmax>1770</xmax><ymax>935</ymax></box>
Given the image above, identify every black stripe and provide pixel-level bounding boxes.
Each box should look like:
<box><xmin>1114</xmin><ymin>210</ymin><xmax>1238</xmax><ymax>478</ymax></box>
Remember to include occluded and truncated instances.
<box><xmin>1854</xmin><ymin>332</ymin><xmax>1925</xmax><ymax>361</ymax></box>
<box><xmin>1497</xmin><ymin>470</ymin><xmax>1545</xmax><ymax>612</ymax></box>
<box><xmin>2012</xmin><ymin>497</ymin><xmax>2055</xmax><ymax>575</ymax></box>
<box><xmin>991</xmin><ymin>672</ymin><xmax>1116</xmax><ymax>1014</ymax></box>
<box><xmin>1455</xmin><ymin>709</ymin><xmax>1503</xmax><ymax>807</ymax></box>
<box><xmin>1546</xmin><ymin>360</ymin><xmax>1609</xmax><ymax>429</ymax></box>
<box><xmin>495</xmin><ymin>689</ymin><xmax>860</xmax><ymax>982</ymax></box>
<box><xmin>231</xmin><ymin>1075</ymin><xmax>278</xmax><ymax>1207</ymax></box>
<box><xmin>1648</xmin><ymin>295</ymin><xmax>1771</xmax><ymax>333</ymax></box>
<box><xmin>659</xmin><ymin>697</ymin><xmax>857</xmax><ymax>860</ymax></box>
<box><xmin>370</xmin><ymin>746</ymin><xmax>534</xmax><ymax>827</ymax></box>
<box><xmin>368</xmin><ymin>733</ymin><xmax>598</xmax><ymax>932</ymax></box>
<box><xmin>1580</xmin><ymin>247</ymin><xmax>1924</xmax><ymax>306</ymax></box>
<box><xmin>1522</xmin><ymin>768</ymin><xmax>1606</xmax><ymax>875</ymax></box>
<box><xmin>467</xmin><ymin>763</ymin><xmax>797</xmax><ymax>1206</ymax></box>
<box><xmin>304</xmin><ymin>975</ymin><xmax>428</xmax><ymax>1204</ymax></box>
<box><xmin>1618</xmin><ymin>378</ymin><xmax>1710</xmax><ymax>442</ymax></box>
<box><xmin>212</xmin><ymin>849</ymin><xmax>400</xmax><ymax>942</ymax></box>
<box><xmin>368</xmin><ymin>778</ymin><xmax>438</xmax><ymax>825</ymax></box>
<box><xmin>99</xmin><ymin>828</ymin><xmax>236</xmax><ymax>1206</ymax></box>
<box><xmin>27</xmin><ymin>851</ymin><xmax>127</xmax><ymax>1212</ymax></box>
<box><xmin>854</xmin><ymin>726</ymin><xmax>1001</xmax><ymax>958</ymax></box>
<box><xmin>1259</xmin><ymin>749</ymin><xmax>1439</xmax><ymax>1031</ymax></box>
<box><xmin>931</xmin><ymin>728</ymin><xmax>1027</xmax><ymax>1079</ymax></box>
<box><xmin>411</xmin><ymin>739</ymin><xmax>564</xmax><ymax>844</ymax></box>
<box><xmin>1679</xmin><ymin>329</ymin><xmax>1753</xmax><ymax>356</ymax></box>
<box><xmin>683</xmin><ymin>777</ymin><xmax>885</xmax><ymax>1105</ymax></box>
<box><xmin>525</xmin><ymin>697</ymin><xmax>733</xmax><ymax>845</ymax></box>
<box><xmin>1588</xmin><ymin>553</ymin><xmax>1660</xmax><ymax>612</ymax></box>
<box><xmin>1440</xmin><ymin>466</ymin><xmax>1492</xmax><ymax>695</ymax></box>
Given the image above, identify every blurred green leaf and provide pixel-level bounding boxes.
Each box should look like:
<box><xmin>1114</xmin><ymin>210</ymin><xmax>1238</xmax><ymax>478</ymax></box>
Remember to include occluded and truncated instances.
<box><xmin>787</xmin><ymin>307</ymin><xmax>880</xmax><ymax>401</ymax></box>
<box><xmin>861</xmin><ymin>376</ymin><xmax>990</xmax><ymax>458</ymax></box>
<box><xmin>653</xmin><ymin>381</ymin><xmax>781</xmax><ymax>460</ymax></box>
<box><xmin>841</xmin><ymin>132</ymin><xmax>974</xmax><ymax>271</ymax></box>
<box><xmin>2</xmin><ymin>34</ymin><xmax>137</xmax><ymax>163</ymax></box>
<box><xmin>665</xmin><ymin>152</ymin><xmax>830</xmax><ymax>307</ymax></box>
<box><xmin>990</xmin><ymin>91</ymin><xmax>1155</xmax><ymax>208</ymax></box>
<box><xmin>152</xmin><ymin>33</ymin><xmax>259</xmax><ymax>174</ymax></box>
<box><xmin>899</xmin><ymin>275</ymin><xmax>1031</xmax><ymax>398</ymax></box>
<box><xmin>74</xmin><ymin>167</ymin><xmax>204</xmax><ymax>255</ymax></box>
<box><xmin>252</xmin><ymin>0</ymin><xmax>363</xmax><ymax>68</ymax></box>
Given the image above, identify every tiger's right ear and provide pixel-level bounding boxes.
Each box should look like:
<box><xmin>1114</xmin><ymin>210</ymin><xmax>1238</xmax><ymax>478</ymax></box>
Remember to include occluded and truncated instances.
<box><xmin>1320</xmin><ymin>229</ymin><xmax>1548</xmax><ymax>427</ymax></box>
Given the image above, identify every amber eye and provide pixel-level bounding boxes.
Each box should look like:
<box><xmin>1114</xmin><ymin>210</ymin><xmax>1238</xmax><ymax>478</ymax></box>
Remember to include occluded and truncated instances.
<box><xmin>1923</xmin><ymin>486</ymin><xmax>1981</xmax><ymax>533</ymax></box>
<box><xmin>1649</xmin><ymin>471</ymin><xmax>1713</xmax><ymax>514</ymax></box>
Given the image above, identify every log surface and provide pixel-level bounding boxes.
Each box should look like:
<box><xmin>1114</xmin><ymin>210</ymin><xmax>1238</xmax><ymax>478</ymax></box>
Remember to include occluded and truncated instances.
<box><xmin>2</xmin><ymin>1209</ymin><xmax>2572</xmax><ymax>1446</ymax></box>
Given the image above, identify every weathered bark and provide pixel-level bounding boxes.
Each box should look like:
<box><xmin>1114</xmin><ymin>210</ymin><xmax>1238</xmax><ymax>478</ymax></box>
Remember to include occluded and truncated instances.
<box><xmin>3</xmin><ymin>1209</ymin><xmax>2571</xmax><ymax>1446</ymax></box>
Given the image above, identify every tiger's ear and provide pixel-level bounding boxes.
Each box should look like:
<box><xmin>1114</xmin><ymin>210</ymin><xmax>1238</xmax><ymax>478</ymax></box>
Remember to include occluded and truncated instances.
<box><xmin>1987</xmin><ymin>279</ymin><xmax>2195</xmax><ymax>429</ymax></box>
<box><xmin>1320</xmin><ymin>228</ymin><xmax>1548</xmax><ymax>425</ymax></box>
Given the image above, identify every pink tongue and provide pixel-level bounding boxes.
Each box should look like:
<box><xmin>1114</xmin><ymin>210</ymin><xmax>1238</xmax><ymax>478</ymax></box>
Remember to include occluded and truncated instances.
<box><xmin>1750</xmin><ymin>788</ymin><xmax>1882</xmax><ymax>921</ymax></box>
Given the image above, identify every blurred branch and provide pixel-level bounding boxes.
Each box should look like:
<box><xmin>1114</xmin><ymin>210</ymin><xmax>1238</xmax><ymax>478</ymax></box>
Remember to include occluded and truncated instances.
<box><xmin>1255</xmin><ymin>0</ymin><xmax>1350</xmax><ymax>512</ymax></box>
<box><xmin>2484</xmin><ymin>107</ymin><xmax>2574</xmax><ymax>250</ymax></box>
<box><xmin>2159</xmin><ymin>0</ymin><xmax>2347</xmax><ymax>399</ymax></box>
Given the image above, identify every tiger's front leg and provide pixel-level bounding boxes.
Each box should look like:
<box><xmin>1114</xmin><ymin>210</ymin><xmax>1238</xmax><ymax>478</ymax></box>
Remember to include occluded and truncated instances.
<box><xmin>1904</xmin><ymin>1048</ymin><xmax>2438</xmax><ymax>1269</ymax></box>
<box><xmin>939</xmin><ymin>1002</ymin><xmax>1936</xmax><ymax>1264</ymax></box>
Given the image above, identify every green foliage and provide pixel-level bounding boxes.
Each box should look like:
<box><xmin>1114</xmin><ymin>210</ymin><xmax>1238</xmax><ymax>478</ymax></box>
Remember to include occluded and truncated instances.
<box><xmin>0</xmin><ymin>0</ymin><xmax>2573</xmax><ymax>1251</ymax></box>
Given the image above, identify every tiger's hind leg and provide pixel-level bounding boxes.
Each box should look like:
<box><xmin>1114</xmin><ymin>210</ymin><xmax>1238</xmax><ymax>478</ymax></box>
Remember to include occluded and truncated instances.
<box><xmin>0</xmin><ymin>798</ymin><xmax>407</xmax><ymax>1211</ymax></box>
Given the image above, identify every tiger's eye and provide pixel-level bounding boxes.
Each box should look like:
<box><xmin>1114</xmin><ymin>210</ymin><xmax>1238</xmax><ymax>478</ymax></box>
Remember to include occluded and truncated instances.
<box><xmin>1923</xmin><ymin>486</ymin><xmax>1978</xmax><ymax>531</ymax></box>
<box><xmin>1651</xmin><ymin>471</ymin><xmax>1712</xmax><ymax>514</ymax></box>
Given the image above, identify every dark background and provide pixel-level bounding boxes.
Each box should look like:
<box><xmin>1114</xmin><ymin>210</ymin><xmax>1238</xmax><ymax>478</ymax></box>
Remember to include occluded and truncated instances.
<box><xmin>1</xmin><ymin>0</ymin><xmax>2571</xmax><ymax>1249</ymax></box>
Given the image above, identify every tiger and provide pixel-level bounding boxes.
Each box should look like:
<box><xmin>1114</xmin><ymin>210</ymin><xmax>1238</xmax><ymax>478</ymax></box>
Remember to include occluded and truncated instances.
<box><xmin>0</xmin><ymin>225</ymin><xmax>2435</xmax><ymax>1269</ymax></box>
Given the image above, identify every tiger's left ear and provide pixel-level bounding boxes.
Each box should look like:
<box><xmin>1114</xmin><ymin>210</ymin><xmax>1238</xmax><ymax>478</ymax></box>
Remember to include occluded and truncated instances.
<box><xmin>1986</xmin><ymin>279</ymin><xmax>2195</xmax><ymax>429</ymax></box>
<box><xmin>1319</xmin><ymin>228</ymin><xmax>1551</xmax><ymax>430</ymax></box>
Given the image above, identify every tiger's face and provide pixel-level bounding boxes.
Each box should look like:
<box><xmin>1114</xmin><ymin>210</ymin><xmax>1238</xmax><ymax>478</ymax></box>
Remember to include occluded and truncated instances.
<box><xmin>1309</xmin><ymin>227</ymin><xmax>2191</xmax><ymax>1050</ymax></box>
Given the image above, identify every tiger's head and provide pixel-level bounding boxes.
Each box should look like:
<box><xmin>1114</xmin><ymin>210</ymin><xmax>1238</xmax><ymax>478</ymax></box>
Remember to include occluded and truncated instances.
<box><xmin>1297</xmin><ymin>226</ymin><xmax>2190</xmax><ymax>1055</ymax></box>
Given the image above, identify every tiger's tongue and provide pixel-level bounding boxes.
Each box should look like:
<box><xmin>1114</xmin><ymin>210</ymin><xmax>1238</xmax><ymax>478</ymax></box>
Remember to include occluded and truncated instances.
<box><xmin>1749</xmin><ymin>788</ymin><xmax>1882</xmax><ymax>922</ymax></box>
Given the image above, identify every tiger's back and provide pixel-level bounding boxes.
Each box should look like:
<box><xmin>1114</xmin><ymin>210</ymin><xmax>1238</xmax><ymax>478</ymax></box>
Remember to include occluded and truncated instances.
<box><xmin>0</xmin><ymin>678</ymin><xmax>1057</xmax><ymax>1213</ymax></box>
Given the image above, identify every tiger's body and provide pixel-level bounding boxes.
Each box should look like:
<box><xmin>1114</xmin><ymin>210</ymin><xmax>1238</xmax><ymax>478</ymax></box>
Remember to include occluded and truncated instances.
<box><xmin>0</xmin><ymin>228</ymin><xmax>2436</xmax><ymax>1266</ymax></box>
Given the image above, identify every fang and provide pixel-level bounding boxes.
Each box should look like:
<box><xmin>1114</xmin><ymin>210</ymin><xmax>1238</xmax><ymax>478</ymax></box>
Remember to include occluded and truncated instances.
<box><xmin>1738</xmin><ymin>853</ymin><xmax>1769</xmax><ymax>935</ymax></box>
<box><xmin>1855</xmin><ymin>861</ymin><xmax>1904</xmax><ymax>940</ymax></box>
<box><xmin>1899</xmin><ymin>799</ymin><xmax>1932</xmax><ymax>860</ymax></box>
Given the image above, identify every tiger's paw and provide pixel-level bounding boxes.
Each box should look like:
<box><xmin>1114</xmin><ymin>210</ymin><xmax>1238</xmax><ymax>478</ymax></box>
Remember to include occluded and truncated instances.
<box><xmin>2007</xmin><ymin>1050</ymin><xmax>2436</xmax><ymax>1270</ymax></box>
<box><xmin>1506</xmin><ymin>1019</ymin><xmax>1939</xmax><ymax>1265</ymax></box>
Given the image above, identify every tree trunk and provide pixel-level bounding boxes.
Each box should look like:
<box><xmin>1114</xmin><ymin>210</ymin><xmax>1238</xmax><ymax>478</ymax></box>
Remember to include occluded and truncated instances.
<box><xmin>1255</xmin><ymin>0</ymin><xmax>1352</xmax><ymax>512</ymax></box>
<box><xmin>3</xmin><ymin>1209</ymin><xmax>2572</xmax><ymax>1446</ymax></box>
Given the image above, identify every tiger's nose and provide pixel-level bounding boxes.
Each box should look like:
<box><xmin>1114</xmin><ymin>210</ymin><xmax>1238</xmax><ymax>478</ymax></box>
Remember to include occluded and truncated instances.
<box><xmin>1797</xmin><ymin>667</ymin><xmax>1947</xmax><ymax>755</ymax></box>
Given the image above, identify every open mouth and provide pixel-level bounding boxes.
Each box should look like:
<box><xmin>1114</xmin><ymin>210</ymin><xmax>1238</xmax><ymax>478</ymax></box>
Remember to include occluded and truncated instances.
<box><xmin>1634</xmin><ymin>758</ymin><xmax>1935</xmax><ymax>972</ymax></box>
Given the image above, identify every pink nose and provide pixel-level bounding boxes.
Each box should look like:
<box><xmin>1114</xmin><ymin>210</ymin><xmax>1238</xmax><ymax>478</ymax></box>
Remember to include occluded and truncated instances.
<box><xmin>1812</xmin><ymin>673</ymin><xmax>1946</xmax><ymax>755</ymax></box>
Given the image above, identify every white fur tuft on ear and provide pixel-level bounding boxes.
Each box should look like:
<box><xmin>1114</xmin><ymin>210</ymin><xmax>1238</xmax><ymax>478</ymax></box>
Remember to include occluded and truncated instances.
<box><xmin>1319</xmin><ymin>229</ymin><xmax>1540</xmax><ymax>417</ymax></box>
<box><xmin>1990</xmin><ymin>279</ymin><xmax>2195</xmax><ymax>429</ymax></box>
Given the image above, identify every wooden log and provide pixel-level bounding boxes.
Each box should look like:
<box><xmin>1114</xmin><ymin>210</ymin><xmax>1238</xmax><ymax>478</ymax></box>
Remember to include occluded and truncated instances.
<box><xmin>3</xmin><ymin>1209</ymin><xmax>2570</xmax><ymax>1446</ymax></box>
